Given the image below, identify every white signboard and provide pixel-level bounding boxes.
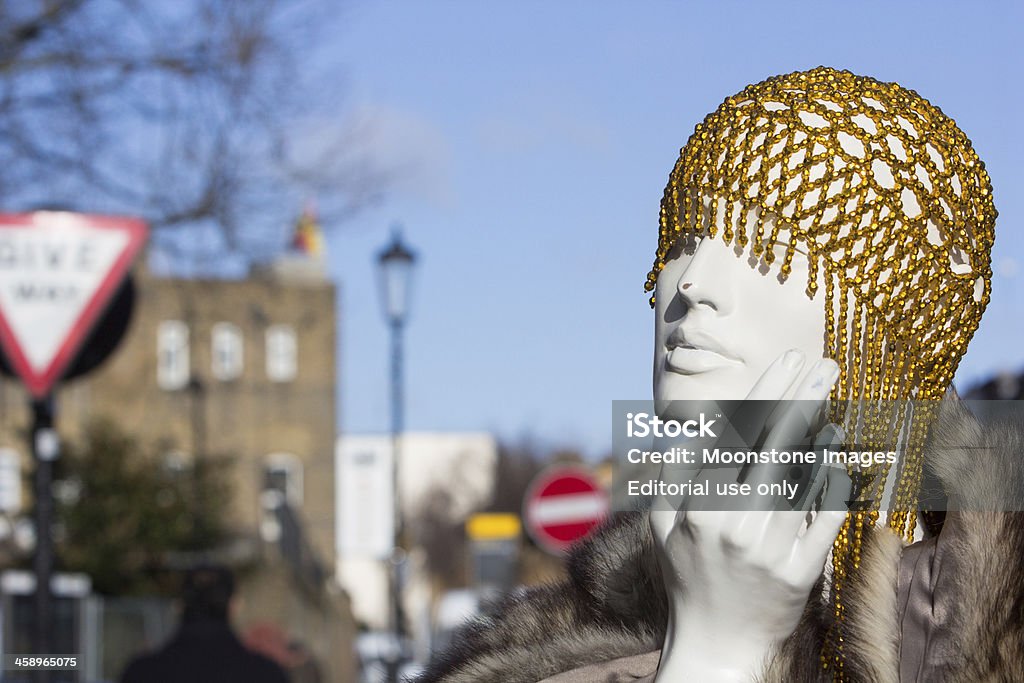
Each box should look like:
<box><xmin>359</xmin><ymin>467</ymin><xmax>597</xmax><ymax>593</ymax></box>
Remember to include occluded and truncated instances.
<box><xmin>0</xmin><ymin>448</ymin><xmax>21</xmax><ymax>513</ymax></box>
<box><xmin>0</xmin><ymin>212</ymin><xmax>146</xmax><ymax>396</ymax></box>
<box><xmin>336</xmin><ymin>436</ymin><xmax>394</xmax><ymax>560</ymax></box>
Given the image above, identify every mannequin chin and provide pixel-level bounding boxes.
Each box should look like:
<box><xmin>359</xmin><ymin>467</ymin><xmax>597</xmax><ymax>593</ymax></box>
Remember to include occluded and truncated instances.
<box><xmin>653</xmin><ymin>228</ymin><xmax>826</xmax><ymax>407</ymax></box>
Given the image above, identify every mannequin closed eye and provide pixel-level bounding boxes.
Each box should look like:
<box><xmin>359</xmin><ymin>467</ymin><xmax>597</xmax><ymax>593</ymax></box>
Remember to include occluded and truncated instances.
<box><xmin>765</xmin><ymin>240</ymin><xmax>810</xmax><ymax>265</ymax></box>
<box><xmin>667</xmin><ymin>233</ymin><xmax>703</xmax><ymax>260</ymax></box>
<box><xmin>731</xmin><ymin>236</ymin><xmax>811</xmax><ymax>277</ymax></box>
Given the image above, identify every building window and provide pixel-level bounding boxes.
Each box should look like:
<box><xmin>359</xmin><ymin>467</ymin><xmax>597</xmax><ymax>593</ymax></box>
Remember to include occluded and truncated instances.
<box><xmin>265</xmin><ymin>325</ymin><xmax>297</xmax><ymax>382</ymax></box>
<box><xmin>211</xmin><ymin>323</ymin><xmax>244</xmax><ymax>381</ymax></box>
<box><xmin>263</xmin><ymin>453</ymin><xmax>303</xmax><ymax>507</ymax></box>
<box><xmin>157</xmin><ymin>321</ymin><xmax>189</xmax><ymax>390</ymax></box>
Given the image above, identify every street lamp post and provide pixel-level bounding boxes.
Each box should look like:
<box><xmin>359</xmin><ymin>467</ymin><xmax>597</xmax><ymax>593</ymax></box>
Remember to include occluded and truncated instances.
<box><xmin>376</xmin><ymin>228</ymin><xmax>416</xmax><ymax>682</ymax></box>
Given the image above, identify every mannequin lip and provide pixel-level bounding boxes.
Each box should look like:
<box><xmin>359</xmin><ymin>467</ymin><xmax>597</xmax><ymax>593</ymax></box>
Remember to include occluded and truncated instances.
<box><xmin>664</xmin><ymin>328</ymin><xmax>741</xmax><ymax>374</ymax></box>
<box><xmin>665</xmin><ymin>346</ymin><xmax>740</xmax><ymax>374</ymax></box>
<box><xmin>666</xmin><ymin>327</ymin><xmax>739</xmax><ymax>359</ymax></box>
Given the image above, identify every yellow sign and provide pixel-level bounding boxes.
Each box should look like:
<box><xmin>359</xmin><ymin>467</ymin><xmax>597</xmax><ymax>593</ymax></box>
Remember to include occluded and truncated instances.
<box><xmin>466</xmin><ymin>513</ymin><xmax>521</xmax><ymax>541</ymax></box>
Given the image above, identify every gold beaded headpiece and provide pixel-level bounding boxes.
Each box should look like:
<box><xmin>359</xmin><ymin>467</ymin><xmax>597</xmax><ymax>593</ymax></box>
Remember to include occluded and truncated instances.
<box><xmin>646</xmin><ymin>67</ymin><xmax>996</xmax><ymax>678</ymax></box>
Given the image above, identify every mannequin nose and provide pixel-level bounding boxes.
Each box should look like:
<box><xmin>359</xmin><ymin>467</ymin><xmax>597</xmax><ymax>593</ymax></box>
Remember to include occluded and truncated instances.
<box><xmin>675</xmin><ymin>239</ymin><xmax>731</xmax><ymax>315</ymax></box>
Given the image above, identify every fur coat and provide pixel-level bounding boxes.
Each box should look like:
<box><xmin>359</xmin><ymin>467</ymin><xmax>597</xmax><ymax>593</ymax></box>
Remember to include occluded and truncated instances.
<box><xmin>416</xmin><ymin>399</ymin><xmax>1024</xmax><ymax>682</ymax></box>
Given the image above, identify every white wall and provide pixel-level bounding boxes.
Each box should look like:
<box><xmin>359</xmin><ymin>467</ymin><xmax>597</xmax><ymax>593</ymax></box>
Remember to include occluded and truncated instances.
<box><xmin>335</xmin><ymin>431</ymin><xmax>497</xmax><ymax>632</ymax></box>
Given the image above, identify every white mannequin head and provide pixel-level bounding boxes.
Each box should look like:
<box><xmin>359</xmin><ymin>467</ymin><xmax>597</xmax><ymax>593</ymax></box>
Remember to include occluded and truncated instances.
<box><xmin>653</xmin><ymin>196</ymin><xmax>826</xmax><ymax>403</ymax></box>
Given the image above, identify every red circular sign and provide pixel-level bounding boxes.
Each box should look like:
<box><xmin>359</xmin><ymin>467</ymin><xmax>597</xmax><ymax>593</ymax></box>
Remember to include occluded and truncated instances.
<box><xmin>523</xmin><ymin>466</ymin><xmax>609</xmax><ymax>554</ymax></box>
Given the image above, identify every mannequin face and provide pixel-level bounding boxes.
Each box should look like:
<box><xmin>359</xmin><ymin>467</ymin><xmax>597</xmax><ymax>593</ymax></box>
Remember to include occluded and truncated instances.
<box><xmin>653</xmin><ymin>228</ymin><xmax>827</xmax><ymax>403</ymax></box>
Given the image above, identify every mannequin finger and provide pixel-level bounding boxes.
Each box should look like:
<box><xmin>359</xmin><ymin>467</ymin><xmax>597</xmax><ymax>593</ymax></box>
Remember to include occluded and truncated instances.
<box><xmin>745</xmin><ymin>349</ymin><xmax>807</xmax><ymax>401</ymax></box>
<box><xmin>776</xmin><ymin>358</ymin><xmax>839</xmax><ymax>443</ymax></box>
<box><xmin>762</xmin><ymin>462</ymin><xmax>828</xmax><ymax>541</ymax></box>
<box><xmin>760</xmin><ymin>358</ymin><xmax>838</xmax><ymax>454</ymax></box>
<box><xmin>755</xmin><ymin>457</ymin><xmax>830</xmax><ymax>545</ymax></box>
<box><xmin>791</xmin><ymin>358</ymin><xmax>840</xmax><ymax>402</ymax></box>
<box><xmin>721</xmin><ymin>509</ymin><xmax>772</xmax><ymax>552</ymax></box>
<box><xmin>739</xmin><ymin>439</ymin><xmax>813</xmax><ymax>513</ymax></box>
<box><xmin>760</xmin><ymin>510</ymin><xmax>812</xmax><ymax>558</ymax></box>
<box><xmin>797</xmin><ymin>466</ymin><xmax>852</xmax><ymax>569</ymax></box>
<box><xmin>724</xmin><ymin>351</ymin><xmax>806</xmax><ymax>487</ymax></box>
<box><xmin>729</xmin><ymin>350</ymin><xmax>807</xmax><ymax>449</ymax></box>
<box><xmin>813</xmin><ymin>423</ymin><xmax>846</xmax><ymax>454</ymax></box>
<box><xmin>698</xmin><ymin>462</ymin><xmax>737</xmax><ymax>513</ymax></box>
<box><xmin>756</xmin><ymin>357</ymin><xmax>837</xmax><ymax>439</ymax></box>
<box><xmin>817</xmin><ymin>464</ymin><xmax>853</xmax><ymax>515</ymax></box>
<box><xmin>743</xmin><ymin>359</ymin><xmax>839</xmax><ymax>507</ymax></box>
<box><xmin>795</xmin><ymin>508</ymin><xmax>846</xmax><ymax>583</ymax></box>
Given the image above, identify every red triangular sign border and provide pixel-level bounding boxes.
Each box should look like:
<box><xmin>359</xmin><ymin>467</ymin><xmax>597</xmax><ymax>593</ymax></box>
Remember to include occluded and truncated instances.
<box><xmin>0</xmin><ymin>213</ymin><xmax>148</xmax><ymax>398</ymax></box>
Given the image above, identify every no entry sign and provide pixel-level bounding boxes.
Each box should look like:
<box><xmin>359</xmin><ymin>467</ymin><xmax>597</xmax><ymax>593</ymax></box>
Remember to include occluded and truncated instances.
<box><xmin>523</xmin><ymin>466</ymin><xmax>609</xmax><ymax>554</ymax></box>
<box><xmin>0</xmin><ymin>212</ymin><xmax>147</xmax><ymax>397</ymax></box>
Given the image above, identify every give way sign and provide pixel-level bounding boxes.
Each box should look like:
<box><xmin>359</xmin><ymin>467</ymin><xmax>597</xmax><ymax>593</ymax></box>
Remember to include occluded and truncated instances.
<box><xmin>523</xmin><ymin>466</ymin><xmax>609</xmax><ymax>555</ymax></box>
<box><xmin>0</xmin><ymin>212</ymin><xmax>148</xmax><ymax>398</ymax></box>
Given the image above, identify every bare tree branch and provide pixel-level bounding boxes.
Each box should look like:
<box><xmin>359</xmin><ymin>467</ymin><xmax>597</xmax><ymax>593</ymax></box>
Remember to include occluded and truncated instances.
<box><xmin>1</xmin><ymin>0</ymin><xmax>388</xmax><ymax>270</ymax></box>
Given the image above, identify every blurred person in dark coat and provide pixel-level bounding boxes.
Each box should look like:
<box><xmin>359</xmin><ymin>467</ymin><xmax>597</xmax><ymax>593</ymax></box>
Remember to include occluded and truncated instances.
<box><xmin>120</xmin><ymin>565</ymin><xmax>288</xmax><ymax>683</ymax></box>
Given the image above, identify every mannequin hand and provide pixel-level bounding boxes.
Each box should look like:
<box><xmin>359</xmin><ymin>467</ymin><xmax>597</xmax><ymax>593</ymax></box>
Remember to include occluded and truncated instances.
<box><xmin>650</xmin><ymin>350</ymin><xmax>851</xmax><ymax>682</ymax></box>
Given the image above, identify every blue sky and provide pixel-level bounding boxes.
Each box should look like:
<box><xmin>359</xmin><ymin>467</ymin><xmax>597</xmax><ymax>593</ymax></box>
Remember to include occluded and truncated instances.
<box><xmin>315</xmin><ymin>1</ymin><xmax>1024</xmax><ymax>456</ymax></box>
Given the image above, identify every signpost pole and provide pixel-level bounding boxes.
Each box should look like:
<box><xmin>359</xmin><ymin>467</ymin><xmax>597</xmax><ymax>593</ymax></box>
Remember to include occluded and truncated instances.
<box><xmin>31</xmin><ymin>393</ymin><xmax>57</xmax><ymax>683</ymax></box>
